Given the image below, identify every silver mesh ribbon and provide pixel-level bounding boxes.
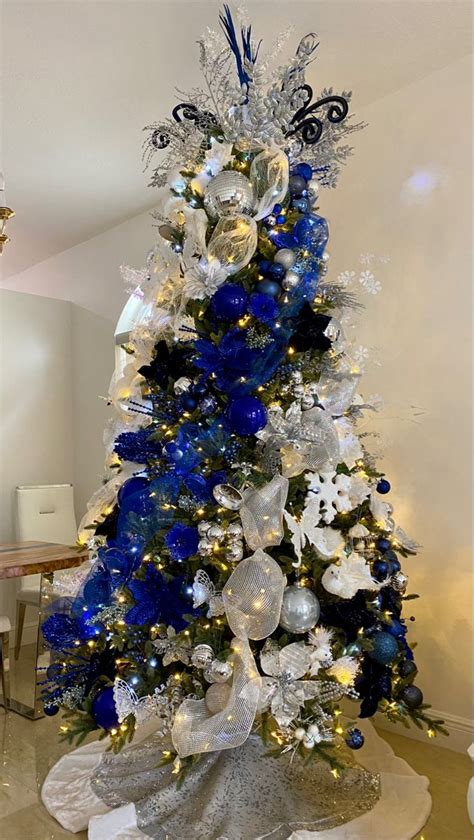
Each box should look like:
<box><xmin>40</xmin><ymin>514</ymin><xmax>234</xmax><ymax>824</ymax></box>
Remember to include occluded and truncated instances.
<box><xmin>171</xmin><ymin>550</ymin><xmax>286</xmax><ymax>757</ymax></box>
<box><xmin>250</xmin><ymin>147</ymin><xmax>289</xmax><ymax>221</ymax></box>
<box><xmin>239</xmin><ymin>475</ymin><xmax>289</xmax><ymax>550</ymax></box>
<box><xmin>207</xmin><ymin>214</ymin><xmax>258</xmax><ymax>274</ymax></box>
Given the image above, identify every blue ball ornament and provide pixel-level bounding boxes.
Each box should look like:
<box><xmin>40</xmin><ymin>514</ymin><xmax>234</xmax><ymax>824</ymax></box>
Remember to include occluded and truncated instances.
<box><xmin>377</xmin><ymin>538</ymin><xmax>391</xmax><ymax>552</ymax></box>
<box><xmin>377</xmin><ymin>479</ymin><xmax>391</xmax><ymax>494</ymax></box>
<box><xmin>368</xmin><ymin>631</ymin><xmax>399</xmax><ymax>665</ymax></box>
<box><xmin>288</xmin><ymin>174</ymin><xmax>307</xmax><ymax>196</ymax></box>
<box><xmin>389</xmin><ymin>558</ymin><xmax>401</xmax><ymax>574</ymax></box>
<box><xmin>211</xmin><ymin>284</ymin><xmax>249</xmax><ymax>321</ymax></box>
<box><xmin>294</xmin><ymin>162</ymin><xmax>313</xmax><ymax>181</ymax></box>
<box><xmin>292</xmin><ymin>197</ymin><xmax>310</xmax><ymax>214</ymax></box>
<box><xmin>259</xmin><ymin>259</ymin><xmax>272</xmax><ymax>275</ymax></box>
<box><xmin>256</xmin><ymin>279</ymin><xmax>280</xmax><ymax>297</ymax></box>
<box><xmin>345</xmin><ymin>728</ymin><xmax>365</xmax><ymax>750</ymax></box>
<box><xmin>117</xmin><ymin>476</ymin><xmax>149</xmax><ymax>506</ymax></box>
<box><xmin>273</xmin><ymin>203</ymin><xmax>283</xmax><ymax>214</ymax></box>
<box><xmin>275</xmin><ymin>213</ymin><xmax>286</xmax><ymax>225</ymax></box>
<box><xmin>92</xmin><ymin>686</ymin><xmax>119</xmax><ymax>730</ymax></box>
<box><xmin>399</xmin><ymin>685</ymin><xmax>423</xmax><ymax>709</ymax></box>
<box><xmin>44</xmin><ymin>703</ymin><xmax>59</xmax><ymax>717</ymax></box>
<box><xmin>398</xmin><ymin>659</ymin><xmax>417</xmax><ymax>678</ymax></box>
<box><xmin>180</xmin><ymin>393</ymin><xmax>198</xmax><ymax>411</ymax></box>
<box><xmin>228</xmin><ymin>396</ymin><xmax>267</xmax><ymax>436</ymax></box>
<box><xmin>268</xmin><ymin>262</ymin><xmax>286</xmax><ymax>281</ymax></box>
<box><xmin>372</xmin><ymin>559</ymin><xmax>390</xmax><ymax>581</ymax></box>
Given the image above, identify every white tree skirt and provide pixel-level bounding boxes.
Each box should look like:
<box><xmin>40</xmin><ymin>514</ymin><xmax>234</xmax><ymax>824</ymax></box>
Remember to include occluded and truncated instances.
<box><xmin>41</xmin><ymin>719</ymin><xmax>430</xmax><ymax>840</ymax></box>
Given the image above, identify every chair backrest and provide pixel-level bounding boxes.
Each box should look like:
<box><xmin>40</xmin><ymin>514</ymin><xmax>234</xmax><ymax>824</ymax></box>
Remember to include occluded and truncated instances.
<box><xmin>15</xmin><ymin>484</ymin><xmax>78</xmax><ymax>591</ymax></box>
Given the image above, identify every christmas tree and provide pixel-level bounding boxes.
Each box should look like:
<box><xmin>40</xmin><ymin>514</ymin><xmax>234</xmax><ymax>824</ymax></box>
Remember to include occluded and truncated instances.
<box><xmin>42</xmin><ymin>7</ymin><xmax>446</xmax><ymax>780</ymax></box>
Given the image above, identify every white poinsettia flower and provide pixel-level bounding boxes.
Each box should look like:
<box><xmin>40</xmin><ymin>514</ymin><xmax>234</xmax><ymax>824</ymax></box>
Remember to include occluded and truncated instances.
<box><xmin>257</xmin><ymin>640</ymin><xmax>319</xmax><ymax>728</ymax></box>
<box><xmin>183</xmin><ymin>257</ymin><xmax>228</xmax><ymax>300</ymax></box>
<box><xmin>163</xmin><ymin>194</ymin><xmax>187</xmax><ymax>225</ymax></box>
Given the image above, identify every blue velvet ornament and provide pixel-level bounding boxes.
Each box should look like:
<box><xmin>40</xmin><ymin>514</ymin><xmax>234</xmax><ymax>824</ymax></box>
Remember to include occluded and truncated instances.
<box><xmin>92</xmin><ymin>686</ymin><xmax>119</xmax><ymax>730</ymax></box>
<box><xmin>368</xmin><ymin>631</ymin><xmax>399</xmax><ymax>665</ymax></box>
<box><xmin>377</xmin><ymin>538</ymin><xmax>391</xmax><ymax>552</ymax></box>
<box><xmin>294</xmin><ymin>162</ymin><xmax>313</xmax><ymax>181</ymax></box>
<box><xmin>165</xmin><ymin>522</ymin><xmax>199</xmax><ymax>561</ymax></box>
<box><xmin>293</xmin><ymin>213</ymin><xmax>328</xmax><ymax>257</ymax></box>
<box><xmin>345</xmin><ymin>728</ymin><xmax>364</xmax><ymax>750</ymax></box>
<box><xmin>211</xmin><ymin>284</ymin><xmax>249</xmax><ymax>320</ymax></box>
<box><xmin>256</xmin><ymin>279</ymin><xmax>280</xmax><ymax>297</ymax></box>
<box><xmin>377</xmin><ymin>479</ymin><xmax>391</xmax><ymax>494</ymax></box>
<box><xmin>228</xmin><ymin>396</ymin><xmax>267</xmax><ymax>436</ymax></box>
<box><xmin>117</xmin><ymin>476</ymin><xmax>150</xmax><ymax>506</ymax></box>
<box><xmin>249</xmin><ymin>293</ymin><xmax>278</xmax><ymax>325</ymax></box>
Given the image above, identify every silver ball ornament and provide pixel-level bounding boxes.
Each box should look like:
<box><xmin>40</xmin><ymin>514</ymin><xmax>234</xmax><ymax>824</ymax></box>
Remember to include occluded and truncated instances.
<box><xmin>274</xmin><ymin>248</ymin><xmax>296</xmax><ymax>270</ymax></box>
<box><xmin>279</xmin><ymin>585</ymin><xmax>321</xmax><ymax>634</ymax></box>
<box><xmin>198</xmin><ymin>538</ymin><xmax>213</xmax><ymax>556</ymax></box>
<box><xmin>198</xmin><ymin>521</ymin><xmax>212</xmax><ymax>537</ymax></box>
<box><xmin>207</xmin><ymin>524</ymin><xmax>225</xmax><ymax>542</ymax></box>
<box><xmin>204</xmin><ymin>659</ymin><xmax>233</xmax><ymax>684</ymax></box>
<box><xmin>205</xmin><ymin>683</ymin><xmax>231</xmax><ymax>714</ymax></box>
<box><xmin>292</xmin><ymin>384</ymin><xmax>305</xmax><ymax>399</ymax></box>
<box><xmin>226</xmin><ymin>542</ymin><xmax>244</xmax><ymax>563</ymax></box>
<box><xmin>226</xmin><ymin>522</ymin><xmax>243</xmax><ymax>541</ymax></box>
<box><xmin>191</xmin><ymin>644</ymin><xmax>214</xmax><ymax>669</ymax></box>
<box><xmin>204</xmin><ymin>171</ymin><xmax>256</xmax><ymax>219</ymax></box>
<box><xmin>391</xmin><ymin>572</ymin><xmax>408</xmax><ymax>593</ymax></box>
<box><xmin>290</xmin><ymin>370</ymin><xmax>303</xmax><ymax>384</ymax></box>
<box><xmin>282</xmin><ymin>270</ymin><xmax>301</xmax><ymax>291</ymax></box>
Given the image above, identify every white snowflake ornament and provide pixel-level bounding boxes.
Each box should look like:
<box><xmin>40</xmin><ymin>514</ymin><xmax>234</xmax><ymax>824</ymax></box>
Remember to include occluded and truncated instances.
<box><xmin>304</xmin><ymin>471</ymin><xmax>352</xmax><ymax>524</ymax></box>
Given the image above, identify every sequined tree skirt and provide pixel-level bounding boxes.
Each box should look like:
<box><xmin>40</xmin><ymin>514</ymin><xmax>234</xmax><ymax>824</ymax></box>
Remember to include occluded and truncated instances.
<box><xmin>41</xmin><ymin>720</ymin><xmax>431</xmax><ymax>839</ymax></box>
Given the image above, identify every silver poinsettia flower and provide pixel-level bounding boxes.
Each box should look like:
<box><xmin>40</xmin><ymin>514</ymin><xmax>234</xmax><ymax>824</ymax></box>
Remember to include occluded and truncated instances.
<box><xmin>256</xmin><ymin>402</ymin><xmax>339</xmax><ymax>477</ymax></box>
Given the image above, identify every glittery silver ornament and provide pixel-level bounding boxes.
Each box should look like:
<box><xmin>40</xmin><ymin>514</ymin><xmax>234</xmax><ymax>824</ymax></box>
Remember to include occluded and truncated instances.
<box><xmin>279</xmin><ymin>585</ymin><xmax>321</xmax><ymax>634</ymax></box>
<box><xmin>204</xmin><ymin>171</ymin><xmax>256</xmax><ymax>219</ymax></box>
<box><xmin>227</xmin><ymin>522</ymin><xmax>243</xmax><ymax>541</ymax></box>
<box><xmin>174</xmin><ymin>376</ymin><xmax>192</xmax><ymax>395</ymax></box>
<box><xmin>204</xmin><ymin>659</ymin><xmax>233</xmax><ymax>684</ymax></box>
<box><xmin>290</xmin><ymin>370</ymin><xmax>303</xmax><ymax>385</ymax></box>
<box><xmin>391</xmin><ymin>572</ymin><xmax>408</xmax><ymax>593</ymax></box>
<box><xmin>274</xmin><ymin>248</ymin><xmax>296</xmax><ymax>270</ymax></box>
<box><xmin>212</xmin><ymin>483</ymin><xmax>244</xmax><ymax>511</ymax></box>
<box><xmin>301</xmin><ymin>394</ymin><xmax>315</xmax><ymax>410</ymax></box>
<box><xmin>207</xmin><ymin>524</ymin><xmax>225</xmax><ymax>542</ymax></box>
<box><xmin>191</xmin><ymin>644</ymin><xmax>214</xmax><ymax>669</ymax></box>
<box><xmin>282</xmin><ymin>270</ymin><xmax>301</xmax><ymax>291</ymax></box>
<box><xmin>292</xmin><ymin>384</ymin><xmax>305</xmax><ymax>399</ymax></box>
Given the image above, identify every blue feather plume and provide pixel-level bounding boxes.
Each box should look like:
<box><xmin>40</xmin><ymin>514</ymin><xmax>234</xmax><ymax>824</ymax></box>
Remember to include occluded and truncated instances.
<box><xmin>219</xmin><ymin>5</ymin><xmax>261</xmax><ymax>89</ymax></box>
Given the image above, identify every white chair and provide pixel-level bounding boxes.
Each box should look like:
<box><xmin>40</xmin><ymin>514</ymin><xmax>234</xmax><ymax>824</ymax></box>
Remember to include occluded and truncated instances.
<box><xmin>14</xmin><ymin>484</ymin><xmax>77</xmax><ymax>659</ymax></box>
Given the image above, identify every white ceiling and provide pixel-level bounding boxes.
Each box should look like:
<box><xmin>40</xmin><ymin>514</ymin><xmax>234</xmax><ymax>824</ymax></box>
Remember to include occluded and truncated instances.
<box><xmin>2</xmin><ymin>0</ymin><xmax>471</xmax><ymax>279</ymax></box>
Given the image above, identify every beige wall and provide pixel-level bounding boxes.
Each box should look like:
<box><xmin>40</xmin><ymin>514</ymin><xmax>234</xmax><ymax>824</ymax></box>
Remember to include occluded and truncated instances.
<box><xmin>0</xmin><ymin>289</ymin><xmax>113</xmax><ymax>622</ymax></box>
<box><xmin>323</xmin><ymin>54</ymin><xmax>472</xmax><ymax>742</ymax></box>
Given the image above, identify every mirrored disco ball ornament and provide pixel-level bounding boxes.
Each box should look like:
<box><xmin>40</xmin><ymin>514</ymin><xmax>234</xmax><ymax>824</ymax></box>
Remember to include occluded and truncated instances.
<box><xmin>279</xmin><ymin>585</ymin><xmax>320</xmax><ymax>633</ymax></box>
<box><xmin>204</xmin><ymin>171</ymin><xmax>256</xmax><ymax>219</ymax></box>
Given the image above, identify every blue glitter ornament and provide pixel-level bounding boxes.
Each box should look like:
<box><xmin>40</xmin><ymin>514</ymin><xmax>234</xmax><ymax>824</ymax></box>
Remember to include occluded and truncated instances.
<box><xmin>377</xmin><ymin>479</ymin><xmax>391</xmax><ymax>494</ymax></box>
<box><xmin>268</xmin><ymin>263</ymin><xmax>286</xmax><ymax>281</ymax></box>
<box><xmin>368</xmin><ymin>631</ymin><xmax>399</xmax><ymax>665</ymax></box>
<box><xmin>399</xmin><ymin>685</ymin><xmax>423</xmax><ymax>709</ymax></box>
<box><xmin>117</xmin><ymin>476</ymin><xmax>149</xmax><ymax>506</ymax></box>
<box><xmin>228</xmin><ymin>396</ymin><xmax>267</xmax><ymax>436</ymax></box>
<box><xmin>211</xmin><ymin>284</ymin><xmax>249</xmax><ymax>320</ymax></box>
<box><xmin>92</xmin><ymin>686</ymin><xmax>119</xmax><ymax>730</ymax></box>
<box><xmin>44</xmin><ymin>703</ymin><xmax>60</xmax><ymax>717</ymax></box>
<box><xmin>294</xmin><ymin>162</ymin><xmax>313</xmax><ymax>181</ymax></box>
<box><xmin>345</xmin><ymin>728</ymin><xmax>364</xmax><ymax>750</ymax></box>
<box><xmin>398</xmin><ymin>659</ymin><xmax>417</xmax><ymax>677</ymax></box>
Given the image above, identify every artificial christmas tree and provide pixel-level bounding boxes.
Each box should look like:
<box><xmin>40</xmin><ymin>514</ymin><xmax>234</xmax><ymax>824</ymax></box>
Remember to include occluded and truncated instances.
<box><xmin>41</xmin><ymin>8</ymin><xmax>443</xmax><ymax>837</ymax></box>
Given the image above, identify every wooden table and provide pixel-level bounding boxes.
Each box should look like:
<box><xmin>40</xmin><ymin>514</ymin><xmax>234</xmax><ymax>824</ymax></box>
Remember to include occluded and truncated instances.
<box><xmin>0</xmin><ymin>541</ymin><xmax>88</xmax><ymax>719</ymax></box>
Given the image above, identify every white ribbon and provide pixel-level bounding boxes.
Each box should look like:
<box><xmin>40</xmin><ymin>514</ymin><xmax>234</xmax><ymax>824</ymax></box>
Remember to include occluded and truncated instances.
<box><xmin>171</xmin><ymin>549</ymin><xmax>286</xmax><ymax>757</ymax></box>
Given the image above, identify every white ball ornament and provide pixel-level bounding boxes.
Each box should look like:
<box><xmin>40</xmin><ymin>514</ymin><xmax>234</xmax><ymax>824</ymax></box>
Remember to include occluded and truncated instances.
<box><xmin>302</xmin><ymin>734</ymin><xmax>315</xmax><ymax>749</ymax></box>
<box><xmin>274</xmin><ymin>248</ymin><xmax>296</xmax><ymax>270</ymax></box>
<box><xmin>279</xmin><ymin>585</ymin><xmax>321</xmax><ymax>634</ymax></box>
<box><xmin>294</xmin><ymin>727</ymin><xmax>306</xmax><ymax>742</ymax></box>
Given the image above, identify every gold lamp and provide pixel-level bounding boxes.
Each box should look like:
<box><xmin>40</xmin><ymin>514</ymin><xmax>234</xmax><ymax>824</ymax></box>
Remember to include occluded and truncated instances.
<box><xmin>0</xmin><ymin>173</ymin><xmax>15</xmax><ymax>254</ymax></box>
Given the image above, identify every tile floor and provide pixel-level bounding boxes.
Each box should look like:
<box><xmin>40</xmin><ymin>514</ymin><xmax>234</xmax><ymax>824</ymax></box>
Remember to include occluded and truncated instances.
<box><xmin>0</xmin><ymin>644</ymin><xmax>471</xmax><ymax>839</ymax></box>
